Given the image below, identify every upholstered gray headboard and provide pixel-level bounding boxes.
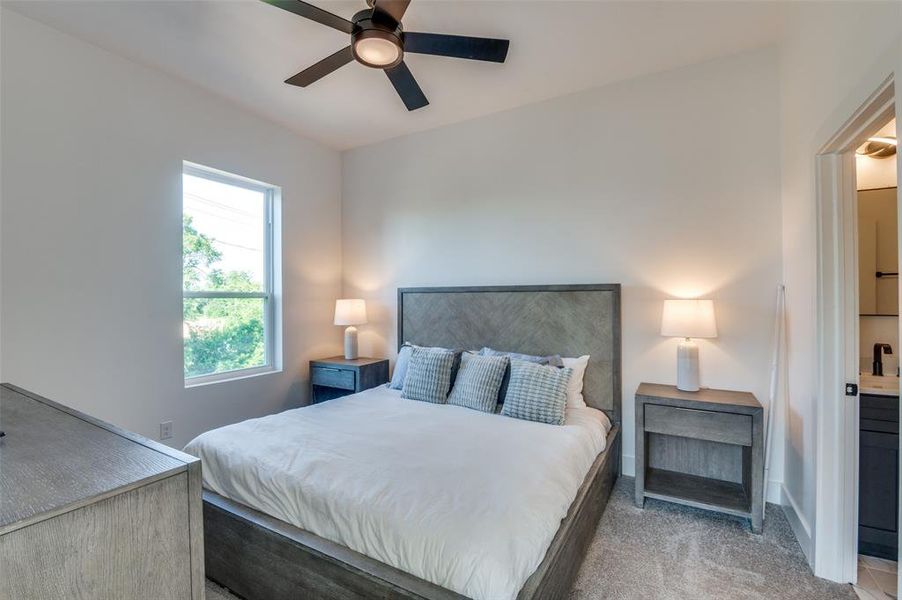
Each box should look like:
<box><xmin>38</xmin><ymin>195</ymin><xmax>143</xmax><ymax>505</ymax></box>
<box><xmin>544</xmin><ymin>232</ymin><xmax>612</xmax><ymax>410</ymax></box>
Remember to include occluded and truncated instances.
<box><xmin>397</xmin><ymin>284</ymin><xmax>622</xmax><ymax>424</ymax></box>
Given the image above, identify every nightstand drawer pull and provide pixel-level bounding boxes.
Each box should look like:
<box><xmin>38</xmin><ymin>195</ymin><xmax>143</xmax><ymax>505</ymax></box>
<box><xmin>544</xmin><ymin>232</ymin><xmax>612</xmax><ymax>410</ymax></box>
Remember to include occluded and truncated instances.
<box><xmin>311</xmin><ymin>367</ymin><xmax>355</xmax><ymax>390</ymax></box>
<box><xmin>645</xmin><ymin>404</ymin><xmax>751</xmax><ymax>446</ymax></box>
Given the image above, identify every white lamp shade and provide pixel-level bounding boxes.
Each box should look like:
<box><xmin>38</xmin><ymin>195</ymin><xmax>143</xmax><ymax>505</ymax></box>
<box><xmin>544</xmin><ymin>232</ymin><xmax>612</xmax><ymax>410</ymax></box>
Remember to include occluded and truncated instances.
<box><xmin>334</xmin><ymin>299</ymin><xmax>367</xmax><ymax>326</ymax></box>
<box><xmin>661</xmin><ymin>299</ymin><xmax>717</xmax><ymax>339</ymax></box>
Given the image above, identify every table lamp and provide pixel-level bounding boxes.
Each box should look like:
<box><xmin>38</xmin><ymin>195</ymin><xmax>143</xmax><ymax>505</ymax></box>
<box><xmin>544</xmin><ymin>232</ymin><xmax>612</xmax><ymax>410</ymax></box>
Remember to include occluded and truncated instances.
<box><xmin>661</xmin><ymin>299</ymin><xmax>717</xmax><ymax>392</ymax></box>
<box><xmin>334</xmin><ymin>299</ymin><xmax>367</xmax><ymax>360</ymax></box>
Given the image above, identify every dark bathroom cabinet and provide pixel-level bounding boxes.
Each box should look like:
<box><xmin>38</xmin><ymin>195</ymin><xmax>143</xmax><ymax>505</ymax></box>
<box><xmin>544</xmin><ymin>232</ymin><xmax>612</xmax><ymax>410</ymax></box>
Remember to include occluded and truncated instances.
<box><xmin>859</xmin><ymin>393</ymin><xmax>899</xmax><ymax>560</ymax></box>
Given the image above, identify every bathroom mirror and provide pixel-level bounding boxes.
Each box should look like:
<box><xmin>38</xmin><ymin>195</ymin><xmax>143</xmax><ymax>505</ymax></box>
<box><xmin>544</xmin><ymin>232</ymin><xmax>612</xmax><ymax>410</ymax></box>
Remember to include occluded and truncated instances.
<box><xmin>859</xmin><ymin>186</ymin><xmax>899</xmax><ymax>316</ymax></box>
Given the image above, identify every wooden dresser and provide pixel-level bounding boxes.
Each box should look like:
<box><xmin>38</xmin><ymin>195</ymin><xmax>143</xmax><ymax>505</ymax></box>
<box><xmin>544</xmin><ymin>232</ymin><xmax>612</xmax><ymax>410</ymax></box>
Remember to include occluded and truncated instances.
<box><xmin>0</xmin><ymin>384</ymin><xmax>204</xmax><ymax>599</ymax></box>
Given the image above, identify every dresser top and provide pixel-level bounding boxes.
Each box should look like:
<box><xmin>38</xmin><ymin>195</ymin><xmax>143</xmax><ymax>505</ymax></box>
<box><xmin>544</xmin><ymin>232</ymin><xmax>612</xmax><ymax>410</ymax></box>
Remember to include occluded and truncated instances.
<box><xmin>636</xmin><ymin>383</ymin><xmax>761</xmax><ymax>409</ymax></box>
<box><xmin>0</xmin><ymin>384</ymin><xmax>195</xmax><ymax>533</ymax></box>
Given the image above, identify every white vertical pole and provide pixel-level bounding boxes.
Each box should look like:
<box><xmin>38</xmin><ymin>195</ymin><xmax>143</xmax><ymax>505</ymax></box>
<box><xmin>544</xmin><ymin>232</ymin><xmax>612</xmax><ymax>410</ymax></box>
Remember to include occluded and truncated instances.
<box><xmin>763</xmin><ymin>284</ymin><xmax>785</xmax><ymax>512</ymax></box>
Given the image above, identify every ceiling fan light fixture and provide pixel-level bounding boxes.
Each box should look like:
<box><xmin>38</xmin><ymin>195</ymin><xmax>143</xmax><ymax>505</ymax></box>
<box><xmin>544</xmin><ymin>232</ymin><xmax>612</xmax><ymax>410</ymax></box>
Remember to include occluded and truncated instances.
<box><xmin>268</xmin><ymin>0</ymin><xmax>510</xmax><ymax>111</ymax></box>
<box><xmin>858</xmin><ymin>135</ymin><xmax>898</xmax><ymax>158</ymax></box>
<box><xmin>353</xmin><ymin>30</ymin><xmax>402</xmax><ymax>68</ymax></box>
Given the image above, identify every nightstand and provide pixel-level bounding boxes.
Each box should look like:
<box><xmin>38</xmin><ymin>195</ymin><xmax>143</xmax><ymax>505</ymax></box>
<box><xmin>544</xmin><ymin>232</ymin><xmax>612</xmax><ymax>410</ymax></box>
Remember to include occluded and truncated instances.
<box><xmin>634</xmin><ymin>383</ymin><xmax>764</xmax><ymax>533</ymax></box>
<box><xmin>309</xmin><ymin>356</ymin><xmax>389</xmax><ymax>404</ymax></box>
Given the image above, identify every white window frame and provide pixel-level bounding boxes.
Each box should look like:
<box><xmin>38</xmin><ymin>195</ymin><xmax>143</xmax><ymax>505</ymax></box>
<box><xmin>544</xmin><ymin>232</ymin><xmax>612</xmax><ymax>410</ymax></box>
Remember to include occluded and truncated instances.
<box><xmin>182</xmin><ymin>161</ymin><xmax>281</xmax><ymax>387</ymax></box>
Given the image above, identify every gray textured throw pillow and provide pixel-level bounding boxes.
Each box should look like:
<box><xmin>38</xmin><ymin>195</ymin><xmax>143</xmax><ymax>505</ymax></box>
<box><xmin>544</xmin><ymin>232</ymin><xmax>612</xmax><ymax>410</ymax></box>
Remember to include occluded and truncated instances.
<box><xmin>447</xmin><ymin>353</ymin><xmax>509</xmax><ymax>413</ymax></box>
<box><xmin>479</xmin><ymin>347</ymin><xmax>564</xmax><ymax>405</ymax></box>
<box><xmin>501</xmin><ymin>360</ymin><xmax>572</xmax><ymax>425</ymax></box>
<box><xmin>401</xmin><ymin>346</ymin><xmax>455</xmax><ymax>404</ymax></box>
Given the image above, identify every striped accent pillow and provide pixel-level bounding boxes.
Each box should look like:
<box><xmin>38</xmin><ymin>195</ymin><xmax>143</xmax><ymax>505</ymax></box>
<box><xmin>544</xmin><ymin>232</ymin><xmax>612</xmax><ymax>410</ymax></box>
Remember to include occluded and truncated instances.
<box><xmin>501</xmin><ymin>360</ymin><xmax>573</xmax><ymax>425</ymax></box>
<box><xmin>401</xmin><ymin>346</ymin><xmax>456</xmax><ymax>404</ymax></box>
<box><xmin>447</xmin><ymin>353</ymin><xmax>509</xmax><ymax>413</ymax></box>
<box><xmin>391</xmin><ymin>344</ymin><xmax>462</xmax><ymax>390</ymax></box>
<box><xmin>478</xmin><ymin>347</ymin><xmax>564</xmax><ymax>405</ymax></box>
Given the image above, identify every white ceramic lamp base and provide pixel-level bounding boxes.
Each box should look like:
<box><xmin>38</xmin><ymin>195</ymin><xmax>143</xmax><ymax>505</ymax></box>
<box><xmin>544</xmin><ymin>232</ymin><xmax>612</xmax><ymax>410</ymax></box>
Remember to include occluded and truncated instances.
<box><xmin>344</xmin><ymin>326</ymin><xmax>359</xmax><ymax>360</ymax></box>
<box><xmin>676</xmin><ymin>338</ymin><xmax>700</xmax><ymax>392</ymax></box>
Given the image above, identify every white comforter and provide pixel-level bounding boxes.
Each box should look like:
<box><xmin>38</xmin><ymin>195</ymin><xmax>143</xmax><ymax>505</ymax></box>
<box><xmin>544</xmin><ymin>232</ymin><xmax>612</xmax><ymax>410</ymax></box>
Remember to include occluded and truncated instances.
<box><xmin>184</xmin><ymin>385</ymin><xmax>610</xmax><ymax>600</ymax></box>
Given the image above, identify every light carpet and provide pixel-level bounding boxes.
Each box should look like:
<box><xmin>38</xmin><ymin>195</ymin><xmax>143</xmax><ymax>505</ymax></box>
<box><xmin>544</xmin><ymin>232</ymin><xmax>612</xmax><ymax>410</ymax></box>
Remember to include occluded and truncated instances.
<box><xmin>570</xmin><ymin>477</ymin><xmax>854</xmax><ymax>599</ymax></box>
<box><xmin>206</xmin><ymin>476</ymin><xmax>855</xmax><ymax>600</ymax></box>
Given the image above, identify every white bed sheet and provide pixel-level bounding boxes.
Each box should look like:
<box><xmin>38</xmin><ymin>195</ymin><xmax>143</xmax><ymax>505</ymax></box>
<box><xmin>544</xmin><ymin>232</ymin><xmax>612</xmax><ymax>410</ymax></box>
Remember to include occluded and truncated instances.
<box><xmin>184</xmin><ymin>385</ymin><xmax>610</xmax><ymax>600</ymax></box>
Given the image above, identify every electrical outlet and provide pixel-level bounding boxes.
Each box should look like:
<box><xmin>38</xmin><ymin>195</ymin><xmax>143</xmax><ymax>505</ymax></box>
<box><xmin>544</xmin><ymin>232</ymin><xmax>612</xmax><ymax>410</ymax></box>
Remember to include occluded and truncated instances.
<box><xmin>160</xmin><ymin>420</ymin><xmax>173</xmax><ymax>440</ymax></box>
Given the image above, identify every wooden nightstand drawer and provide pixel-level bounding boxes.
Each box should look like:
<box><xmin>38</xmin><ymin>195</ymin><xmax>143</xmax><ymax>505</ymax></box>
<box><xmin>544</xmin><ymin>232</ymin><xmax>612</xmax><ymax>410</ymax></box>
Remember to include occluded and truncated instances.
<box><xmin>644</xmin><ymin>404</ymin><xmax>752</xmax><ymax>447</ymax></box>
<box><xmin>311</xmin><ymin>366</ymin><xmax>355</xmax><ymax>390</ymax></box>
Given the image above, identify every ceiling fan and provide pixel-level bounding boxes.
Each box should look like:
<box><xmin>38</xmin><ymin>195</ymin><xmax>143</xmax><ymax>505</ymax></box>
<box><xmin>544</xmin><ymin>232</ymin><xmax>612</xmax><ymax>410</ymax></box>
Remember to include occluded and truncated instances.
<box><xmin>264</xmin><ymin>0</ymin><xmax>510</xmax><ymax>111</ymax></box>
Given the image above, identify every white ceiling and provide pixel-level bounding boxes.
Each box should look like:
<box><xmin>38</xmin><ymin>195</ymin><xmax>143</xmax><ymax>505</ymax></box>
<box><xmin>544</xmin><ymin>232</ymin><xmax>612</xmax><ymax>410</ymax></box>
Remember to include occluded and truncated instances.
<box><xmin>5</xmin><ymin>0</ymin><xmax>785</xmax><ymax>150</ymax></box>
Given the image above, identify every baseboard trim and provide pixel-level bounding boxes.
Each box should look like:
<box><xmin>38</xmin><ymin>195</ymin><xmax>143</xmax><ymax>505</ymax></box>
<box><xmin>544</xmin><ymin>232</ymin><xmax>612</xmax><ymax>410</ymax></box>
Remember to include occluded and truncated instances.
<box><xmin>766</xmin><ymin>480</ymin><xmax>783</xmax><ymax>504</ymax></box>
<box><xmin>623</xmin><ymin>454</ymin><xmax>635</xmax><ymax>477</ymax></box>
<box><xmin>782</xmin><ymin>484</ymin><xmax>813</xmax><ymax>566</ymax></box>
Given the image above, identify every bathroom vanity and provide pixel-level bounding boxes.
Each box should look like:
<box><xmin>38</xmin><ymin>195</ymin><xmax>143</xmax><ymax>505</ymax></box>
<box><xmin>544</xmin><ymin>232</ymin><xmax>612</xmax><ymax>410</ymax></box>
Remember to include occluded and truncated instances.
<box><xmin>859</xmin><ymin>382</ymin><xmax>899</xmax><ymax>560</ymax></box>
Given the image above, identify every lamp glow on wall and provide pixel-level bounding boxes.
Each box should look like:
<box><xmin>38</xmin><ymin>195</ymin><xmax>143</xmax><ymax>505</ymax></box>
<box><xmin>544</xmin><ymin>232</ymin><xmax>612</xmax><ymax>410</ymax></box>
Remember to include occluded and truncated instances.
<box><xmin>334</xmin><ymin>299</ymin><xmax>367</xmax><ymax>360</ymax></box>
<box><xmin>661</xmin><ymin>299</ymin><xmax>718</xmax><ymax>392</ymax></box>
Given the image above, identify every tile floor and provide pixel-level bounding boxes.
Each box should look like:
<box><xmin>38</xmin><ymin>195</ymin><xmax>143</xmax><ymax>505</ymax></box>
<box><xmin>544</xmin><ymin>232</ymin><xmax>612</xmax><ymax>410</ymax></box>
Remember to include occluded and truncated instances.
<box><xmin>855</xmin><ymin>555</ymin><xmax>898</xmax><ymax>600</ymax></box>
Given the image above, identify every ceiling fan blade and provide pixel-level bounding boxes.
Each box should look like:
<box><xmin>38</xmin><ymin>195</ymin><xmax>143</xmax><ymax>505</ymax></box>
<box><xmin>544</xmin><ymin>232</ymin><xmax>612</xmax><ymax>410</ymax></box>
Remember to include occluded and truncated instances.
<box><xmin>262</xmin><ymin>0</ymin><xmax>354</xmax><ymax>34</ymax></box>
<box><xmin>285</xmin><ymin>46</ymin><xmax>354</xmax><ymax>87</ymax></box>
<box><xmin>404</xmin><ymin>32</ymin><xmax>509</xmax><ymax>63</ymax></box>
<box><xmin>372</xmin><ymin>0</ymin><xmax>411</xmax><ymax>23</ymax></box>
<box><xmin>385</xmin><ymin>61</ymin><xmax>428</xmax><ymax>111</ymax></box>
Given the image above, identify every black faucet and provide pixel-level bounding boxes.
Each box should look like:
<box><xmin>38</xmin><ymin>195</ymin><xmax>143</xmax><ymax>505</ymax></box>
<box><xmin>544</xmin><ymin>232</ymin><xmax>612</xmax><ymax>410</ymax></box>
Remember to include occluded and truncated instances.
<box><xmin>873</xmin><ymin>343</ymin><xmax>894</xmax><ymax>376</ymax></box>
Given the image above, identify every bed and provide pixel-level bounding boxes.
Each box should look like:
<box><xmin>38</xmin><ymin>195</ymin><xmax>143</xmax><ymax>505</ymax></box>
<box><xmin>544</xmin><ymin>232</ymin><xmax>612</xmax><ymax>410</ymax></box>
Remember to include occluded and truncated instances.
<box><xmin>194</xmin><ymin>284</ymin><xmax>622</xmax><ymax>600</ymax></box>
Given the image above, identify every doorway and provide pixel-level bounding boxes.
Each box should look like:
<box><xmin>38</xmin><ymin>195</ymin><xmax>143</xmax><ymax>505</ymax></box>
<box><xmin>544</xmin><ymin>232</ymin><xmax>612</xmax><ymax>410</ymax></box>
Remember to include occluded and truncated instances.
<box><xmin>814</xmin><ymin>74</ymin><xmax>899</xmax><ymax>598</ymax></box>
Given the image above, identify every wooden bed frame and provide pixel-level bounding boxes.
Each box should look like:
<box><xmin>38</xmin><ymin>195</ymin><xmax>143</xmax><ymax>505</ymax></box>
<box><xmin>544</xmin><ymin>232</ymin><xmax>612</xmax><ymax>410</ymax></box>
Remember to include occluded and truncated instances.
<box><xmin>204</xmin><ymin>284</ymin><xmax>622</xmax><ymax>600</ymax></box>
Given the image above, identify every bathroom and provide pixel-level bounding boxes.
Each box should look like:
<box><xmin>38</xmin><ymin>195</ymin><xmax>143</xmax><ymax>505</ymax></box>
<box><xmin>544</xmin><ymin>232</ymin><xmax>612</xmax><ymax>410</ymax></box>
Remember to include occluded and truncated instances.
<box><xmin>856</xmin><ymin>118</ymin><xmax>899</xmax><ymax>598</ymax></box>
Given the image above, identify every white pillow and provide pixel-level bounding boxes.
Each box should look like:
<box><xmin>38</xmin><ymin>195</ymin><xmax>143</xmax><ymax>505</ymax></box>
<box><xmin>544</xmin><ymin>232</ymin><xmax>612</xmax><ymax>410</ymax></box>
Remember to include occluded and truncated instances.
<box><xmin>561</xmin><ymin>355</ymin><xmax>590</xmax><ymax>408</ymax></box>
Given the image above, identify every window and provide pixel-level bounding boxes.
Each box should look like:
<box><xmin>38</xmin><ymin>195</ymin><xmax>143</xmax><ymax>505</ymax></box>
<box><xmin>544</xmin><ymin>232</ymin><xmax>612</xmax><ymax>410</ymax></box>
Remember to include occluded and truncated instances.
<box><xmin>182</xmin><ymin>162</ymin><xmax>279</xmax><ymax>385</ymax></box>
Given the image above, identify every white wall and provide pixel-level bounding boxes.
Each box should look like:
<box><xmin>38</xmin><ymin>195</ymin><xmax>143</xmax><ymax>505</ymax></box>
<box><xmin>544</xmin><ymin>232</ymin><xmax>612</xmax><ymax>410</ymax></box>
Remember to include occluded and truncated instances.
<box><xmin>0</xmin><ymin>9</ymin><xmax>343</xmax><ymax>448</ymax></box>
<box><xmin>858</xmin><ymin>154</ymin><xmax>898</xmax><ymax>191</ymax></box>
<box><xmin>779</xmin><ymin>0</ymin><xmax>902</xmax><ymax>562</ymax></box>
<box><xmin>342</xmin><ymin>48</ymin><xmax>783</xmax><ymax>490</ymax></box>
